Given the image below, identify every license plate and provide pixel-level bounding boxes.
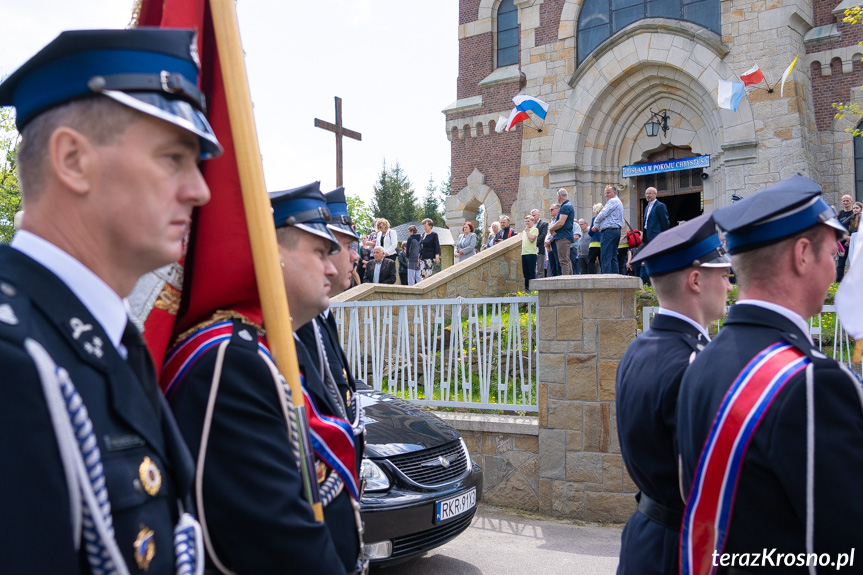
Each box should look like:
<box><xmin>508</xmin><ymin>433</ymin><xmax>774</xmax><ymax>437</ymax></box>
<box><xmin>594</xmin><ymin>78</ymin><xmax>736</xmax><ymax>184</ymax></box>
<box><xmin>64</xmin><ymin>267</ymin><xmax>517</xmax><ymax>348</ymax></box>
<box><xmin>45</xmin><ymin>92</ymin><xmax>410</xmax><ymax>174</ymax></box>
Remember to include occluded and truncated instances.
<box><xmin>435</xmin><ymin>488</ymin><xmax>476</xmax><ymax>523</ymax></box>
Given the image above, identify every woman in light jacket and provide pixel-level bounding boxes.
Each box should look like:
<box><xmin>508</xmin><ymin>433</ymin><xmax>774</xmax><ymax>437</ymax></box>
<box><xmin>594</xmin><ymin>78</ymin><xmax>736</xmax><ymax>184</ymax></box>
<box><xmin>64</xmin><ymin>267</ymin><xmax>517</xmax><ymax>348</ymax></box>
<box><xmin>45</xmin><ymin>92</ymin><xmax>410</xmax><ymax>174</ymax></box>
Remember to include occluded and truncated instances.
<box><xmin>483</xmin><ymin>221</ymin><xmax>501</xmax><ymax>250</ymax></box>
<box><xmin>456</xmin><ymin>221</ymin><xmax>477</xmax><ymax>262</ymax></box>
<box><xmin>375</xmin><ymin>218</ymin><xmax>398</xmax><ymax>263</ymax></box>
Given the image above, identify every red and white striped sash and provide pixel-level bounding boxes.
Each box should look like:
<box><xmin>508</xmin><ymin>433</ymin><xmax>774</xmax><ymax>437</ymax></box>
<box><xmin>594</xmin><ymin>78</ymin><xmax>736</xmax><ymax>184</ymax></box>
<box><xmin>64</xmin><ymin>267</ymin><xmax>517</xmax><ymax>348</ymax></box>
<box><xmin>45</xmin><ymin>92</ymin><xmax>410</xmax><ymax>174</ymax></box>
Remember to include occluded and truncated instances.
<box><xmin>681</xmin><ymin>342</ymin><xmax>809</xmax><ymax>575</ymax></box>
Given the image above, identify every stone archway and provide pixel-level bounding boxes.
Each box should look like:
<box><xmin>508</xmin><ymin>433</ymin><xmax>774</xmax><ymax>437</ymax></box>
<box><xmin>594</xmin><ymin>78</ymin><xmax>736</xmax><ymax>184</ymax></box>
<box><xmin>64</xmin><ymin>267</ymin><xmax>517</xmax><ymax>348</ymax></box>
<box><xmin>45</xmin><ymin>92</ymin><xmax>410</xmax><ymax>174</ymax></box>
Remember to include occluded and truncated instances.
<box><xmin>550</xmin><ymin>21</ymin><xmax>758</xmax><ymax>218</ymax></box>
<box><xmin>445</xmin><ymin>168</ymin><xmax>503</xmax><ymax>242</ymax></box>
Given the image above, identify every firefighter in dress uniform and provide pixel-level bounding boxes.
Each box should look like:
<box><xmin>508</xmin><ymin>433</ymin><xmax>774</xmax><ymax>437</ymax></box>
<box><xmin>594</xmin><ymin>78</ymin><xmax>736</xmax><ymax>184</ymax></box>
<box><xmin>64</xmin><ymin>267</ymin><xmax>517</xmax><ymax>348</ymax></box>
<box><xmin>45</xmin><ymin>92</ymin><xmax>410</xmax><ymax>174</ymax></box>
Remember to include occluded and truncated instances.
<box><xmin>296</xmin><ymin>186</ymin><xmax>365</xmax><ymax>476</ymax></box>
<box><xmin>166</xmin><ymin>183</ymin><xmax>364</xmax><ymax>574</ymax></box>
<box><xmin>0</xmin><ymin>28</ymin><xmax>221</xmax><ymax>574</ymax></box>
<box><xmin>616</xmin><ymin>213</ymin><xmax>732</xmax><ymax>575</ymax></box>
<box><xmin>677</xmin><ymin>175</ymin><xmax>862</xmax><ymax>575</ymax></box>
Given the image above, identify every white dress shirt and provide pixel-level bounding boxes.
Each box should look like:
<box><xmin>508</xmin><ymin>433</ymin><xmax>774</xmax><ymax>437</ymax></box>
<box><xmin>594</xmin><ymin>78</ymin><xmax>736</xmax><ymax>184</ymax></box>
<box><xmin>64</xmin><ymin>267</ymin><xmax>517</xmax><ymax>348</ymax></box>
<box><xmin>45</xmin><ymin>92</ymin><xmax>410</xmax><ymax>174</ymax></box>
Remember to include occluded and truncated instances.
<box><xmin>656</xmin><ymin>307</ymin><xmax>711</xmax><ymax>341</ymax></box>
<box><xmin>11</xmin><ymin>230</ymin><xmax>128</xmax><ymax>351</ymax></box>
<box><xmin>644</xmin><ymin>199</ymin><xmax>655</xmax><ymax>227</ymax></box>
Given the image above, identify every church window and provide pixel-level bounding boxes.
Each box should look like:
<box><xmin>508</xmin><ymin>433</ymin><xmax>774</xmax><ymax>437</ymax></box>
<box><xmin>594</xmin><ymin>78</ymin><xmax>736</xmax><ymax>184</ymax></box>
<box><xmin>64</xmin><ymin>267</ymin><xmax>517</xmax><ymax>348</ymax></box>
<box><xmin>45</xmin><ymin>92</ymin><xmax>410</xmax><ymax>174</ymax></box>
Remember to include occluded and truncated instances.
<box><xmin>577</xmin><ymin>0</ymin><xmax>720</xmax><ymax>65</ymax></box>
<box><xmin>497</xmin><ymin>0</ymin><xmax>519</xmax><ymax>67</ymax></box>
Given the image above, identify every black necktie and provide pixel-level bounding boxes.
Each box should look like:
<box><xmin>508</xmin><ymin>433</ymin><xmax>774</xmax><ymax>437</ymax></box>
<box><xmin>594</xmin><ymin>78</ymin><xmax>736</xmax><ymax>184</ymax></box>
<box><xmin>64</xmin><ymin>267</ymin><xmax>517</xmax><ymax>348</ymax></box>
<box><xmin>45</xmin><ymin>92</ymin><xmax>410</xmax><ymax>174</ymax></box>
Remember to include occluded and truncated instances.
<box><xmin>122</xmin><ymin>320</ymin><xmax>161</xmax><ymax>416</ymax></box>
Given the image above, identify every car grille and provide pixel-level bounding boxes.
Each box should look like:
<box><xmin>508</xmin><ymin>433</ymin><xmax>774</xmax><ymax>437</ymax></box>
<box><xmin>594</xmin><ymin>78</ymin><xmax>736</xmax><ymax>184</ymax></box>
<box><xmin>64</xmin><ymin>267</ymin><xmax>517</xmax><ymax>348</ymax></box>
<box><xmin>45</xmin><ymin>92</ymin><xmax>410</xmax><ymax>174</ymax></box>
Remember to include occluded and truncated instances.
<box><xmin>387</xmin><ymin>440</ymin><xmax>469</xmax><ymax>486</ymax></box>
<box><xmin>390</xmin><ymin>509</ymin><xmax>475</xmax><ymax>560</ymax></box>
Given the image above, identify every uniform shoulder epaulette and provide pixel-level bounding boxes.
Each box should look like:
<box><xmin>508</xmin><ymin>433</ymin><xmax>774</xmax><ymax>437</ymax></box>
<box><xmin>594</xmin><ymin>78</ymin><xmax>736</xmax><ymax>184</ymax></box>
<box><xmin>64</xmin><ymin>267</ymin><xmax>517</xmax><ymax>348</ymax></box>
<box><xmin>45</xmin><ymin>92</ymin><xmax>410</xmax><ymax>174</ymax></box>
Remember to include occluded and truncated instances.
<box><xmin>781</xmin><ymin>328</ymin><xmax>843</xmax><ymax>368</ymax></box>
<box><xmin>229</xmin><ymin>319</ymin><xmax>261</xmax><ymax>351</ymax></box>
<box><xmin>0</xmin><ymin>279</ymin><xmax>31</xmax><ymax>346</ymax></box>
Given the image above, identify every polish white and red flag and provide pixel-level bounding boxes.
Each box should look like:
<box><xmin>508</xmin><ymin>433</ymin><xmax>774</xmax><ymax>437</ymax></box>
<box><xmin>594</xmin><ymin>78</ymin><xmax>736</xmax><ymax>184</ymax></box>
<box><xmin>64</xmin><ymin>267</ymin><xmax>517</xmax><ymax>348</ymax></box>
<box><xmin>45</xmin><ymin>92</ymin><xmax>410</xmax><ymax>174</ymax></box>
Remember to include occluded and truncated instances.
<box><xmin>740</xmin><ymin>64</ymin><xmax>764</xmax><ymax>86</ymax></box>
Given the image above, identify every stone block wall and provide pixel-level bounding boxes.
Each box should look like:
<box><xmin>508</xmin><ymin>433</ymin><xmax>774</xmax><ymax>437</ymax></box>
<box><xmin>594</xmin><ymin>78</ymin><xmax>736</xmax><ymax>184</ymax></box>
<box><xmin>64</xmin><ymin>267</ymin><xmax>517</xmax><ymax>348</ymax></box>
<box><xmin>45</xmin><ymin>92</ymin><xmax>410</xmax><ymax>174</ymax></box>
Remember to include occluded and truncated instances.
<box><xmin>534</xmin><ymin>275</ymin><xmax>641</xmax><ymax>523</ymax></box>
<box><xmin>438</xmin><ymin>413</ymin><xmax>541</xmax><ymax>511</ymax></box>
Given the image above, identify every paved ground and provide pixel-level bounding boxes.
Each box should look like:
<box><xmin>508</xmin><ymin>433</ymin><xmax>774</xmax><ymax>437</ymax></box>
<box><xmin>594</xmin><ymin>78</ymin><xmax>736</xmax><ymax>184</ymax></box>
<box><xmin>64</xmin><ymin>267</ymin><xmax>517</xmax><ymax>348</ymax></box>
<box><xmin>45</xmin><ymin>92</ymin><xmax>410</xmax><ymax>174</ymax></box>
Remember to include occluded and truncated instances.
<box><xmin>372</xmin><ymin>504</ymin><xmax>623</xmax><ymax>575</ymax></box>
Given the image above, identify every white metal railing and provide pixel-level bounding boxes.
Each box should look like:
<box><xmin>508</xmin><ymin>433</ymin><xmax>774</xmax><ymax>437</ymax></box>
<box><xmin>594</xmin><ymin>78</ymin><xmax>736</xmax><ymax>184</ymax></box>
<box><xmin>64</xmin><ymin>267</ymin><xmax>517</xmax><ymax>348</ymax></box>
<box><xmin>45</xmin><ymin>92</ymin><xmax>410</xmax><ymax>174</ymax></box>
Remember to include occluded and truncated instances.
<box><xmin>642</xmin><ymin>305</ymin><xmax>861</xmax><ymax>375</ymax></box>
<box><xmin>330</xmin><ymin>297</ymin><xmax>539</xmax><ymax>412</ymax></box>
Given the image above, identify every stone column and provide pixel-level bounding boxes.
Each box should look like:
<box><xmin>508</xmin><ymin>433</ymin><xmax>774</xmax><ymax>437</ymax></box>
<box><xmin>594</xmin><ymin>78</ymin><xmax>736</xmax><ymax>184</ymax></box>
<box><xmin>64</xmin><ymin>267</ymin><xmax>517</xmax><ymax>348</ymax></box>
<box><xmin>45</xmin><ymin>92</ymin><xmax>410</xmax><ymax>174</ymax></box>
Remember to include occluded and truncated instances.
<box><xmin>533</xmin><ymin>275</ymin><xmax>641</xmax><ymax>522</ymax></box>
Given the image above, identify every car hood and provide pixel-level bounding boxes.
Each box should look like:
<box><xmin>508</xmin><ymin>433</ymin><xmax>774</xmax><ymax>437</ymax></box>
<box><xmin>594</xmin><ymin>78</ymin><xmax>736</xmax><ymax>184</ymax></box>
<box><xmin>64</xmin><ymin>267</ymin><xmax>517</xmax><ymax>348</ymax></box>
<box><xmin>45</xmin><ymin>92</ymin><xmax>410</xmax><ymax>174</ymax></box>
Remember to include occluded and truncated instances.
<box><xmin>358</xmin><ymin>387</ymin><xmax>462</xmax><ymax>458</ymax></box>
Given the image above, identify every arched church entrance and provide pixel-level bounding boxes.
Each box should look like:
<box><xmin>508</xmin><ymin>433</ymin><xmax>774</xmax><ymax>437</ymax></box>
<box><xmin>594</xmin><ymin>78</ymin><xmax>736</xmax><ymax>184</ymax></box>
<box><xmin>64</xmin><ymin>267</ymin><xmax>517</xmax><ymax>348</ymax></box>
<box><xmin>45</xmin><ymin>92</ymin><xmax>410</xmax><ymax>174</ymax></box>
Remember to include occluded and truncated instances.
<box><xmin>634</xmin><ymin>147</ymin><xmax>705</xmax><ymax>227</ymax></box>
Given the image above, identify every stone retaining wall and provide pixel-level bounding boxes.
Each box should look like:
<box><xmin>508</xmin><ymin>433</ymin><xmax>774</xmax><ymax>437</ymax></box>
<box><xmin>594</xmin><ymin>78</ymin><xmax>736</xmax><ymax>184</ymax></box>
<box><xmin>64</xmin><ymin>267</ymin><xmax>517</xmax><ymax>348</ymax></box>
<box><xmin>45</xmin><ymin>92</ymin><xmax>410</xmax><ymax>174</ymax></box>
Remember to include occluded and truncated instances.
<box><xmin>438</xmin><ymin>413</ymin><xmax>541</xmax><ymax>512</ymax></box>
<box><xmin>332</xmin><ymin>233</ymin><xmax>524</xmax><ymax>303</ymax></box>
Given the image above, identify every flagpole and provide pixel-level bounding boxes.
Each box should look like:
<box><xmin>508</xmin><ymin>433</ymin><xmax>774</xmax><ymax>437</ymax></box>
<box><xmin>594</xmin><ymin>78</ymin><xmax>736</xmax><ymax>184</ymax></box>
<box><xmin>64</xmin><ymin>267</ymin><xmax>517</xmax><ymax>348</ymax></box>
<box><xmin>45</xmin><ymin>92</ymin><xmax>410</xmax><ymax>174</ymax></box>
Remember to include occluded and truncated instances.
<box><xmin>208</xmin><ymin>0</ymin><xmax>324</xmax><ymax>522</ymax></box>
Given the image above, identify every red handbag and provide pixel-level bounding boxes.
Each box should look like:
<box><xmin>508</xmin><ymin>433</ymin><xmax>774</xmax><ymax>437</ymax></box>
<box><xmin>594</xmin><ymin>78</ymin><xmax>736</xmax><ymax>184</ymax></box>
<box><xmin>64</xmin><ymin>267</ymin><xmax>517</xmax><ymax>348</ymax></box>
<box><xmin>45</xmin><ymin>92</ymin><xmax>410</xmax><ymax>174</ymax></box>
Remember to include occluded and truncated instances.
<box><xmin>625</xmin><ymin>220</ymin><xmax>642</xmax><ymax>248</ymax></box>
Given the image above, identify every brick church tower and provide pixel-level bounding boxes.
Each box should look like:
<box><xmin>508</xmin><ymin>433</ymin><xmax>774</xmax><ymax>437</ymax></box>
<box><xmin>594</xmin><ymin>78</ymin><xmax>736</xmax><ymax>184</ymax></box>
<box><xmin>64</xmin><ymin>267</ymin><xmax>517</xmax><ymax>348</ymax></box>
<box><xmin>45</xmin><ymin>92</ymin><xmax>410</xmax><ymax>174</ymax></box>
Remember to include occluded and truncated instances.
<box><xmin>443</xmin><ymin>0</ymin><xmax>863</xmax><ymax>240</ymax></box>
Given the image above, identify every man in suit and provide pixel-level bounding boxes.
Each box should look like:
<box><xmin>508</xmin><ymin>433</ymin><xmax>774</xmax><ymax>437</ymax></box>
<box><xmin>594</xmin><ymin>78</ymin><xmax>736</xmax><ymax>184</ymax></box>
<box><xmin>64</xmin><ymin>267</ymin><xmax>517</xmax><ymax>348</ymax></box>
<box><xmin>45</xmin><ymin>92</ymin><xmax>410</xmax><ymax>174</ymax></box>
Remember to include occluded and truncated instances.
<box><xmin>531</xmin><ymin>209</ymin><xmax>549</xmax><ymax>277</ymax></box>
<box><xmin>616</xmin><ymin>214</ymin><xmax>732</xmax><ymax>575</ymax></box>
<box><xmin>677</xmin><ymin>175</ymin><xmax>860</xmax><ymax>575</ymax></box>
<box><xmin>0</xmin><ymin>29</ymin><xmax>219</xmax><ymax>574</ymax></box>
<box><xmin>364</xmin><ymin>246</ymin><xmax>397</xmax><ymax>284</ymax></box>
<box><xmin>642</xmin><ymin>186</ymin><xmax>671</xmax><ymax>243</ymax></box>
<box><xmin>640</xmin><ymin>186</ymin><xmax>671</xmax><ymax>284</ymax></box>
<box><xmin>168</xmin><ymin>183</ymin><xmax>362</xmax><ymax>574</ymax></box>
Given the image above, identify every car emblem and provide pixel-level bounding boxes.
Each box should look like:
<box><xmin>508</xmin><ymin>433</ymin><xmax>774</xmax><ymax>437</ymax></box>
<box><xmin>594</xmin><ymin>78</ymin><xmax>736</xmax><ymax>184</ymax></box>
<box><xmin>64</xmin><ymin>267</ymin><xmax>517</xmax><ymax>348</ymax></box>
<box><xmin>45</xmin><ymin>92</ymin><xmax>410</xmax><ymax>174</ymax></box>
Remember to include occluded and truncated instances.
<box><xmin>422</xmin><ymin>455</ymin><xmax>451</xmax><ymax>469</ymax></box>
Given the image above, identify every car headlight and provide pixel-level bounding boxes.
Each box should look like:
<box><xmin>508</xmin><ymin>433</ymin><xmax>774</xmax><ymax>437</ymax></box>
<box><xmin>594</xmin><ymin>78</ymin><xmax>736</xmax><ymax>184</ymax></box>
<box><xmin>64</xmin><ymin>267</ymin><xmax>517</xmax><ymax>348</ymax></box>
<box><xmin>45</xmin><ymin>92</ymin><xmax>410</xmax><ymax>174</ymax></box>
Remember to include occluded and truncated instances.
<box><xmin>361</xmin><ymin>459</ymin><xmax>390</xmax><ymax>492</ymax></box>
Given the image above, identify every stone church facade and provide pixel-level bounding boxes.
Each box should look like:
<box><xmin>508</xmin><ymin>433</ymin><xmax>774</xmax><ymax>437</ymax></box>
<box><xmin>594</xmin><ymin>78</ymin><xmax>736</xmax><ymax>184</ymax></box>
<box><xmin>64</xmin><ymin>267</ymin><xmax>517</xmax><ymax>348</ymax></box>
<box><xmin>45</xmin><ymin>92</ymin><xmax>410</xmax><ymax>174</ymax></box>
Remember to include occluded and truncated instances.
<box><xmin>443</xmin><ymin>0</ymin><xmax>863</xmax><ymax>237</ymax></box>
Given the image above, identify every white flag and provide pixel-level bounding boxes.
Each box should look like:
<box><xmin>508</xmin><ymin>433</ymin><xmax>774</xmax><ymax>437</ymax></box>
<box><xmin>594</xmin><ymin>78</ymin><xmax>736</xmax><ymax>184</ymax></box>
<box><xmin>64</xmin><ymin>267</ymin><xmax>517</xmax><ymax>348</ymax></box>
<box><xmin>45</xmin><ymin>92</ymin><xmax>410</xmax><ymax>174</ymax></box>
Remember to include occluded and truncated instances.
<box><xmin>780</xmin><ymin>55</ymin><xmax>798</xmax><ymax>98</ymax></box>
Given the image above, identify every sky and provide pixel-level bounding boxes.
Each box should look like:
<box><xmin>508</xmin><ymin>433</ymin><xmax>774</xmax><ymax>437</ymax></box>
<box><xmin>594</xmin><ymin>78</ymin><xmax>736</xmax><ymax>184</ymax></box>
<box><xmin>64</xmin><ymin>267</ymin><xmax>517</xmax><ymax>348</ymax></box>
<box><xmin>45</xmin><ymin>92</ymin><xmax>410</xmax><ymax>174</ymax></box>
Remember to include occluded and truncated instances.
<box><xmin>1</xmin><ymin>0</ymin><xmax>458</xmax><ymax>205</ymax></box>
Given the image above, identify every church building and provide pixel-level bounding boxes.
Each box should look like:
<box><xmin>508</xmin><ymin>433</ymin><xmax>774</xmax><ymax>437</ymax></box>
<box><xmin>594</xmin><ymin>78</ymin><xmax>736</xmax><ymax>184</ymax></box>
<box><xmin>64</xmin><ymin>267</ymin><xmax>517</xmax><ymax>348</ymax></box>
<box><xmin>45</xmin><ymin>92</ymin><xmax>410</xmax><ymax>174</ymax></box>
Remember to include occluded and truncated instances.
<box><xmin>443</xmin><ymin>0</ymin><xmax>863</xmax><ymax>234</ymax></box>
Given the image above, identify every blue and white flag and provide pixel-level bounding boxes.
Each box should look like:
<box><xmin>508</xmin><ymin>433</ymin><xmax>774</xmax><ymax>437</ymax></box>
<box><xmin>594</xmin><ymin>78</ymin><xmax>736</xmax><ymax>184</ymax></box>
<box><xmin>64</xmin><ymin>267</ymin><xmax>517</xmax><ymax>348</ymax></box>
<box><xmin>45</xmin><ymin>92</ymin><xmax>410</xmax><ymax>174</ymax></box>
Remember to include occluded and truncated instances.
<box><xmin>512</xmin><ymin>94</ymin><xmax>549</xmax><ymax>119</ymax></box>
<box><xmin>717</xmin><ymin>79</ymin><xmax>744</xmax><ymax>111</ymax></box>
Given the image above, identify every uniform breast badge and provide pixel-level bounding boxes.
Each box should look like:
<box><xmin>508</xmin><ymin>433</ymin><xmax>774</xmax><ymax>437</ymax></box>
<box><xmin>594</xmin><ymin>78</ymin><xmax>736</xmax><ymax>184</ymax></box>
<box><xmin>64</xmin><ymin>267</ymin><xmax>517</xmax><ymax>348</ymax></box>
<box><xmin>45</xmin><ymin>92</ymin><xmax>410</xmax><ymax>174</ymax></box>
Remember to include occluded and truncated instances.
<box><xmin>139</xmin><ymin>456</ymin><xmax>162</xmax><ymax>496</ymax></box>
<box><xmin>134</xmin><ymin>526</ymin><xmax>156</xmax><ymax>570</ymax></box>
<box><xmin>316</xmin><ymin>460</ymin><xmax>328</xmax><ymax>484</ymax></box>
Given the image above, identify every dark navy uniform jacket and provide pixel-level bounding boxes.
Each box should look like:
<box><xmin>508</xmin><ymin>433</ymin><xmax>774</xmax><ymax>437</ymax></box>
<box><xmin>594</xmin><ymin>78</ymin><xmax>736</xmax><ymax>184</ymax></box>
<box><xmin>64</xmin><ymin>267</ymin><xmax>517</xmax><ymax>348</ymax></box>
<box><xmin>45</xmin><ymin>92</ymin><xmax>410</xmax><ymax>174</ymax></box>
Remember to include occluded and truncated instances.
<box><xmin>169</xmin><ymin>318</ymin><xmax>357</xmax><ymax>574</ymax></box>
<box><xmin>297</xmin><ymin>313</ymin><xmax>357</xmax><ymax>423</ymax></box>
<box><xmin>0</xmin><ymin>245</ymin><xmax>194</xmax><ymax>574</ymax></box>
<box><xmin>678</xmin><ymin>304</ymin><xmax>863</xmax><ymax>572</ymax></box>
<box><xmin>296</xmin><ymin>313</ymin><xmax>363</xmax><ymax>473</ymax></box>
<box><xmin>616</xmin><ymin>313</ymin><xmax>704</xmax><ymax>575</ymax></box>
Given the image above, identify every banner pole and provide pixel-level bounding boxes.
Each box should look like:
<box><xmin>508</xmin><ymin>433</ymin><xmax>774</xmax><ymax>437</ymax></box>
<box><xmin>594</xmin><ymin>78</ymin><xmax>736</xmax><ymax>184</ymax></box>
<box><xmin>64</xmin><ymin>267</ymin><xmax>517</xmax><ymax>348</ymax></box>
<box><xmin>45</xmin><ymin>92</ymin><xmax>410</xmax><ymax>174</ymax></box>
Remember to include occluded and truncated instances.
<box><xmin>208</xmin><ymin>0</ymin><xmax>324</xmax><ymax>522</ymax></box>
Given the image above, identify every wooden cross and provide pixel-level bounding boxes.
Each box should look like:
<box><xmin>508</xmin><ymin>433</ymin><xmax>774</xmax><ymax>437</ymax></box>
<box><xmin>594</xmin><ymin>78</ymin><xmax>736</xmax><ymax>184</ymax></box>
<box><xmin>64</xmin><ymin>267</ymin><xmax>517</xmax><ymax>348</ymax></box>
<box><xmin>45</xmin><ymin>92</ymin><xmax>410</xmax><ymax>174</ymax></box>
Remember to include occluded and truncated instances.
<box><xmin>314</xmin><ymin>96</ymin><xmax>362</xmax><ymax>187</ymax></box>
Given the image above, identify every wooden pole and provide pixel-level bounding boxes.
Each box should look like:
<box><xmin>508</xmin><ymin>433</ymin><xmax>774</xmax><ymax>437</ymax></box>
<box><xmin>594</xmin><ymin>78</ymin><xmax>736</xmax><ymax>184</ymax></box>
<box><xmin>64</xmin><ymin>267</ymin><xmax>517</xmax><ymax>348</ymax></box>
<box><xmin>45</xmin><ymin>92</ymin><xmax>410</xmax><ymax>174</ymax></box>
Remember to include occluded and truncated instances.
<box><xmin>208</xmin><ymin>0</ymin><xmax>323</xmax><ymax>522</ymax></box>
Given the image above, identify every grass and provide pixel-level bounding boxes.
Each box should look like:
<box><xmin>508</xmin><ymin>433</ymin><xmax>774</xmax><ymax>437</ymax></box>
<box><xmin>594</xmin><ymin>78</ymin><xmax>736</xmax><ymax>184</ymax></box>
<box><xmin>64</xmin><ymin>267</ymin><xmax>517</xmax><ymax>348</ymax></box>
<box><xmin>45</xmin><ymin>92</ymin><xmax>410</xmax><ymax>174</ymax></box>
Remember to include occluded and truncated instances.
<box><xmin>370</xmin><ymin>295</ymin><xmax>540</xmax><ymax>415</ymax></box>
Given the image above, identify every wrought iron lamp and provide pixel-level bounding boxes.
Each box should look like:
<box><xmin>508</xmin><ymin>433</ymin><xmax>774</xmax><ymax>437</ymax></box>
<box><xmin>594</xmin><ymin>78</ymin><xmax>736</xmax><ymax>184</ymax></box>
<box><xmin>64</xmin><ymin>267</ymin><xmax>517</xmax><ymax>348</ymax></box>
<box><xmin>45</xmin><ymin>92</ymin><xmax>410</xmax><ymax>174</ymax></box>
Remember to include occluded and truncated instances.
<box><xmin>644</xmin><ymin>109</ymin><xmax>670</xmax><ymax>138</ymax></box>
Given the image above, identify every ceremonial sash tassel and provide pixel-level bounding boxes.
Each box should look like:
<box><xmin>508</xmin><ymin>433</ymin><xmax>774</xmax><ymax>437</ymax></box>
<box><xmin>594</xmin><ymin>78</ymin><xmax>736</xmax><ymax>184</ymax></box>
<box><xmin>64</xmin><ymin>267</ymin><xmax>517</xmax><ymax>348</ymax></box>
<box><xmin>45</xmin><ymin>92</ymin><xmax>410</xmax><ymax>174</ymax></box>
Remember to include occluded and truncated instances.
<box><xmin>303</xmin><ymin>386</ymin><xmax>360</xmax><ymax>501</ymax></box>
<box><xmin>681</xmin><ymin>342</ymin><xmax>809</xmax><ymax>575</ymax></box>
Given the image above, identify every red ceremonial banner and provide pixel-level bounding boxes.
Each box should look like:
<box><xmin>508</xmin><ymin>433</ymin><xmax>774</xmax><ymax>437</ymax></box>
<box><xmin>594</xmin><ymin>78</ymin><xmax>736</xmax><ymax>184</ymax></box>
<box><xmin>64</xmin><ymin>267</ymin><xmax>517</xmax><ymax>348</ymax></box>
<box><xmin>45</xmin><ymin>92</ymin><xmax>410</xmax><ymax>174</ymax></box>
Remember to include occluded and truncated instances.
<box><xmin>137</xmin><ymin>0</ymin><xmax>261</xmax><ymax>381</ymax></box>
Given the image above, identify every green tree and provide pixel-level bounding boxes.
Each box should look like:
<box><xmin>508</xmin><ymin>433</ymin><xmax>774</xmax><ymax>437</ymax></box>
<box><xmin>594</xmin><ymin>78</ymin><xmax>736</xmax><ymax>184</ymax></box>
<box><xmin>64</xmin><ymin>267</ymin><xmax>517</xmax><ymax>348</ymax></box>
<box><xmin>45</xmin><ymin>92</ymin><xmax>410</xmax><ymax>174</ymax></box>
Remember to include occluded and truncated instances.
<box><xmin>0</xmin><ymin>109</ymin><xmax>21</xmax><ymax>244</ymax></box>
<box><xmin>346</xmin><ymin>194</ymin><xmax>374</xmax><ymax>234</ymax></box>
<box><xmin>370</xmin><ymin>160</ymin><xmax>418</xmax><ymax>226</ymax></box>
<box><xmin>419</xmin><ymin>175</ymin><xmax>445</xmax><ymax>226</ymax></box>
<box><xmin>439</xmin><ymin>167</ymin><xmax>452</xmax><ymax>197</ymax></box>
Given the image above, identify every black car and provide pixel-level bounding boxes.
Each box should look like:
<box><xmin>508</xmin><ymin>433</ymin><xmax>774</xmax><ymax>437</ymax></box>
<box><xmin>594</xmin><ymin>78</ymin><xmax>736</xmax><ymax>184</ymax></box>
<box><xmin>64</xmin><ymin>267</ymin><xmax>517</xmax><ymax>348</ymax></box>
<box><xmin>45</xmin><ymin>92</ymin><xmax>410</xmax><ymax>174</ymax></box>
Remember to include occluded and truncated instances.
<box><xmin>357</xmin><ymin>384</ymin><xmax>483</xmax><ymax>566</ymax></box>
